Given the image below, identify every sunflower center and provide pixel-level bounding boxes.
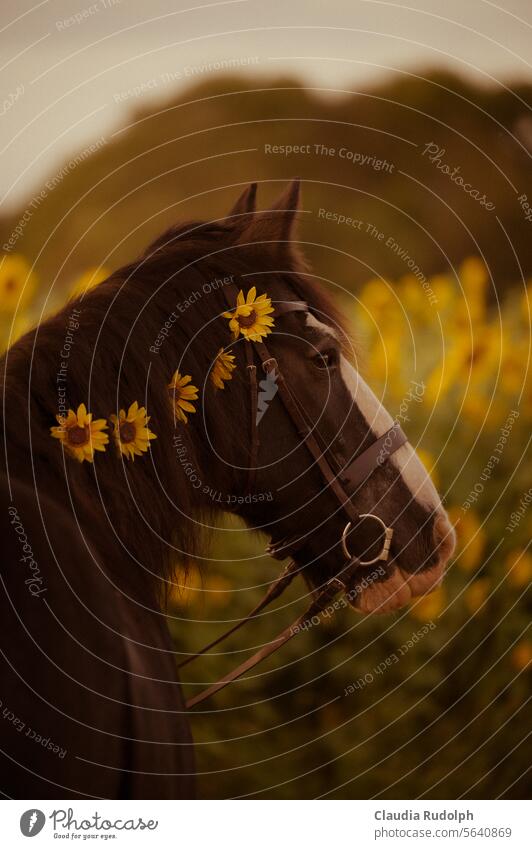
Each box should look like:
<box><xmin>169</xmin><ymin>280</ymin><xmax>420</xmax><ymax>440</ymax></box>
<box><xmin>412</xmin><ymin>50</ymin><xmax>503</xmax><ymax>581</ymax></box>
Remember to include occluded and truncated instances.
<box><xmin>67</xmin><ymin>425</ymin><xmax>89</xmax><ymax>446</ymax></box>
<box><xmin>237</xmin><ymin>309</ymin><xmax>257</xmax><ymax>328</ymax></box>
<box><xmin>119</xmin><ymin>421</ymin><xmax>137</xmax><ymax>443</ymax></box>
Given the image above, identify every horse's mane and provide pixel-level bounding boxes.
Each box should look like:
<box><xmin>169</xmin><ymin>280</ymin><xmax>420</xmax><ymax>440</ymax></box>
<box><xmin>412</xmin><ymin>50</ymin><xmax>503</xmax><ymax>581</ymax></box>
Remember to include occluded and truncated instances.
<box><xmin>0</xmin><ymin>212</ymin><xmax>347</xmax><ymax>605</ymax></box>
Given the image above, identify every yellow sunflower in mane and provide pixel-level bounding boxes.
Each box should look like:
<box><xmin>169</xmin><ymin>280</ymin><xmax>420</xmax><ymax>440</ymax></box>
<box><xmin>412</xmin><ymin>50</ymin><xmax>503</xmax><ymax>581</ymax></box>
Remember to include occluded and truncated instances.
<box><xmin>168</xmin><ymin>371</ymin><xmax>199</xmax><ymax>423</ymax></box>
<box><xmin>110</xmin><ymin>401</ymin><xmax>157</xmax><ymax>460</ymax></box>
<box><xmin>210</xmin><ymin>348</ymin><xmax>236</xmax><ymax>389</ymax></box>
<box><xmin>50</xmin><ymin>403</ymin><xmax>108</xmax><ymax>462</ymax></box>
<box><xmin>223</xmin><ymin>287</ymin><xmax>274</xmax><ymax>342</ymax></box>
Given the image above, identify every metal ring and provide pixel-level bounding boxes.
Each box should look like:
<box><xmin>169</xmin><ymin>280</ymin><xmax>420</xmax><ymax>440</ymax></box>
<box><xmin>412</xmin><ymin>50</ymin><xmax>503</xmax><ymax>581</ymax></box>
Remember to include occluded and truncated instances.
<box><xmin>341</xmin><ymin>513</ymin><xmax>394</xmax><ymax>565</ymax></box>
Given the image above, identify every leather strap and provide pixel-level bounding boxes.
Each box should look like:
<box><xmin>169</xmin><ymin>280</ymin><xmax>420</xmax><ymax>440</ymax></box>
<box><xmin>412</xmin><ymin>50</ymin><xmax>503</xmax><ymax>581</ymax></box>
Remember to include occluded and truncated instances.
<box><xmin>252</xmin><ymin>338</ymin><xmax>362</xmax><ymax>526</ymax></box>
<box><xmin>185</xmin><ymin>575</ymin><xmax>345</xmax><ymax>709</ymax></box>
<box><xmin>177</xmin><ymin>560</ymin><xmax>299</xmax><ymax>670</ymax></box>
<box><xmin>244</xmin><ymin>343</ymin><xmax>259</xmax><ymax>493</ymax></box>
<box><xmin>341</xmin><ymin>421</ymin><xmax>407</xmax><ymax>490</ymax></box>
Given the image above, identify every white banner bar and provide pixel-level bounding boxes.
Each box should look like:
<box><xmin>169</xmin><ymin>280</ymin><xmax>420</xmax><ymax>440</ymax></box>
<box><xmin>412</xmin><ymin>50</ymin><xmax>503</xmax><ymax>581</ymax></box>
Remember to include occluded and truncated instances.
<box><xmin>1</xmin><ymin>799</ymin><xmax>528</xmax><ymax>848</ymax></box>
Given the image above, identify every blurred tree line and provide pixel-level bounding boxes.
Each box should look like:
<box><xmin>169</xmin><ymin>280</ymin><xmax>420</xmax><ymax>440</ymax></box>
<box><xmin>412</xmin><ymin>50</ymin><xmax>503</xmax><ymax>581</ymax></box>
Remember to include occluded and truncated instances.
<box><xmin>1</xmin><ymin>69</ymin><xmax>531</xmax><ymax>311</ymax></box>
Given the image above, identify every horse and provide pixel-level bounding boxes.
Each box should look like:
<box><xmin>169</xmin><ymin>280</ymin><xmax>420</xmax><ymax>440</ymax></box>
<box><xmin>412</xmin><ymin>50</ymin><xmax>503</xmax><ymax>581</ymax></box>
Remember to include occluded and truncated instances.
<box><xmin>0</xmin><ymin>180</ymin><xmax>455</xmax><ymax>798</ymax></box>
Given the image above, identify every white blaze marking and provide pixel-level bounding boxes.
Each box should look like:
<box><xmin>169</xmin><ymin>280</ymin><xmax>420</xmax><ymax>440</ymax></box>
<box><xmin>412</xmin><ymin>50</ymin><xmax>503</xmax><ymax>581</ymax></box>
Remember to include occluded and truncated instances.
<box><xmin>304</xmin><ymin>313</ymin><xmax>441</xmax><ymax>510</ymax></box>
<box><xmin>339</xmin><ymin>356</ymin><xmax>442</xmax><ymax>512</ymax></box>
<box><xmin>305</xmin><ymin>312</ymin><xmax>340</xmax><ymax>340</ymax></box>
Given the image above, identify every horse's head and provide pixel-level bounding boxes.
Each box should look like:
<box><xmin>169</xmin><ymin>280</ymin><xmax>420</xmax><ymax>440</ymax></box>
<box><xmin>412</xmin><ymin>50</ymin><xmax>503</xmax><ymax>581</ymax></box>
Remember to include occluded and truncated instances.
<box><xmin>186</xmin><ymin>180</ymin><xmax>455</xmax><ymax>615</ymax></box>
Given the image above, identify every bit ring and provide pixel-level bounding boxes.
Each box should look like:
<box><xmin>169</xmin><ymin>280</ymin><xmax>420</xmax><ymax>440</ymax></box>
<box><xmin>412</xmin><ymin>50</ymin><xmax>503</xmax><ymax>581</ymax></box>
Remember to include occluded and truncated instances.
<box><xmin>341</xmin><ymin>513</ymin><xmax>394</xmax><ymax>565</ymax></box>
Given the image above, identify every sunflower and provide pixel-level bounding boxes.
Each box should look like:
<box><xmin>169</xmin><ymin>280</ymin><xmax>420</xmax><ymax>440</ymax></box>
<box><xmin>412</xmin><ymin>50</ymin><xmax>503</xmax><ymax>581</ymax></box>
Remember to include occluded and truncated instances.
<box><xmin>110</xmin><ymin>401</ymin><xmax>157</xmax><ymax>460</ymax></box>
<box><xmin>210</xmin><ymin>348</ymin><xmax>236</xmax><ymax>389</ymax></box>
<box><xmin>425</xmin><ymin>323</ymin><xmax>501</xmax><ymax>404</ymax></box>
<box><xmin>511</xmin><ymin>641</ymin><xmax>532</xmax><ymax>671</ymax></box>
<box><xmin>50</xmin><ymin>403</ymin><xmax>109</xmax><ymax>462</ymax></box>
<box><xmin>168</xmin><ymin>371</ymin><xmax>199</xmax><ymax>423</ymax></box>
<box><xmin>464</xmin><ymin>577</ymin><xmax>491</xmax><ymax>615</ymax></box>
<box><xmin>223</xmin><ymin>286</ymin><xmax>274</xmax><ymax>341</ymax></box>
<box><xmin>504</xmin><ymin>549</ymin><xmax>532</xmax><ymax>589</ymax></box>
<box><xmin>447</xmin><ymin>507</ymin><xmax>486</xmax><ymax>573</ymax></box>
<box><xmin>0</xmin><ymin>254</ymin><xmax>37</xmax><ymax>313</ymax></box>
<box><xmin>409</xmin><ymin>584</ymin><xmax>446</xmax><ymax>621</ymax></box>
<box><xmin>416</xmin><ymin>448</ymin><xmax>439</xmax><ymax>488</ymax></box>
<box><xmin>359</xmin><ymin>277</ymin><xmax>396</xmax><ymax>323</ymax></box>
<box><xmin>69</xmin><ymin>266</ymin><xmax>109</xmax><ymax>299</ymax></box>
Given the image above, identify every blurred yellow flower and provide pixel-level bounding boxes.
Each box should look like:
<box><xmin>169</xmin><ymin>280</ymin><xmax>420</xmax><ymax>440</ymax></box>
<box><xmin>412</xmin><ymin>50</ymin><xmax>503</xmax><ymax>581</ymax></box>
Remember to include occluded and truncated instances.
<box><xmin>169</xmin><ymin>570</ymin><xmax>231</xmax><ymax>611</ymax></box>
<box><xmin>461</xmin><ymin>393</ymin><xmax>490</xmax><ymax>428</ymax></box>
<box><xmin>430</xmin><ymin>274</ymin><xmax>456</xmax><ymax>311</ymax></box>
<box><xmin>425</xmin><ymin>339</ymin><xmax>469</xmax><ymax>402</ymax></box>
<box><xmin>451</xmin><ymin>258</ymin><xmax>489</xmax><ymax>331</ymax></box>
<box><xmin>460</xmin><ymin>257</ymin><xmax>489</xmax><ymax>296</ymax></box>
<box><xmin>504</xmin><ymin>549</ymin><xmax>532</xmax><ymax>589</ymax></box>
<box><xmin>447</xmin><ymin>507</ymin><xmax>486</xmax><ymax>573</ymax></box>
<box><xmin>168</xmin><ymin>567</ymin><xmax>202</xmax><ymax>607</ymax></box>
<box><xmin>426</xmin><ymin>323</ymin><xmax>502</xmax><ymax>405</ymax></box>
<box><xmin>499</xmin><ymin>333</ymin><xmax>528</xmax><ymax>396</ymax></box>
<box><xmin>399</xmin><ymin>275</ymin><xmax>430</xmax><ymax>324</ymax></box>
<box><xmin>366</xmin><ymin>331</ymin><xmax>405</xmax><ymax>394</ymax></box>
<box><xmin>0</xmin><ymin>254</ymin><xmax>37</xmax><ymax>313</ymax></box>
<box><xmin>519</xmin><ymin>280</ymin><xmax>532</xmax><ymax>322</ymax></box>
<box><xmin>467</xmin><ymin>325</ymin><xmax>502</xmax><ymax>375</ymax></box>
<box><xmin>410</xmin><ymin>585</ymin><xmax>446</xmax><ymax>621</ymax></box>
<box><xmin>0</xmin><ymin>310</ymin><xmax>34</xmax><ymax>353</ymax></box>
<box><xmin>360</xmin><ymin>278</ymin><xmax>396</xmax><ymax>322</ymax></box>
<box><xmin>69</xmin><ymin>266</ymin><xmax>109</xmax><ymax>299</ymax></box>
<box><xmin>203</xmin><ymin>575</ymin><xmax>232</xmax><ymax>609</ymax></box>
<box><xmin>416</xmin><ymin>448</ymin><xmax>439</xmax><ymax>488</ymax></box>
<box><xmin>464</xmin><ymin>577</ymin><xmax>491</xmax><ymax>614</ymax></box>
<box><xmin>511</xmin><ymin>641</ymin><xmax>532</xmax><ymax>672</ymax></box>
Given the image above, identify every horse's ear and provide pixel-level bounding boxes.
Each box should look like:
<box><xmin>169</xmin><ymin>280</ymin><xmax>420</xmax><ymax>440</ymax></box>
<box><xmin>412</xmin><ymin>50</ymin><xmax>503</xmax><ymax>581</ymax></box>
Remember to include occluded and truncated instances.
<box><xmin>228</xmin><ymin>183</ymin><xmax>257</xmax><ymax>220</ymax></box>
<box><xmin>237</xmin><ymin>179</ymin><xmax>304</xmax><ymax>266</ymax></box>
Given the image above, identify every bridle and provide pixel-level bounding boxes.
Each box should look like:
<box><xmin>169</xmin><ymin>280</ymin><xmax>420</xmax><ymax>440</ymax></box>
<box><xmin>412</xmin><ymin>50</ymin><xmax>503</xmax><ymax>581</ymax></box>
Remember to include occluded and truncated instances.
<box><xmin>180</xmin><ymin>283</ymin><xmax>407</xmax><ymax>709</ymax></box>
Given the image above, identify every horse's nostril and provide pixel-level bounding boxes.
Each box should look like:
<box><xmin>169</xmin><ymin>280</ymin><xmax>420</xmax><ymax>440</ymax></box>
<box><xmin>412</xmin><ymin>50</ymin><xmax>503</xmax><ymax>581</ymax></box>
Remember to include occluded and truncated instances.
<box><xmin>432</xmin><ymin>510</ymin><xmax>456</xmax><ymax>566</ymax></box>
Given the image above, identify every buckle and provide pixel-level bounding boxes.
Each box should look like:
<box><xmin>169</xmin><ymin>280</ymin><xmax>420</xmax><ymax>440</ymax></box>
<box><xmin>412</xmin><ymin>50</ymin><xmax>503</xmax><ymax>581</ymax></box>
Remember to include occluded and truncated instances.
<box><xmin>326</xmin><ymin>576</ymin><xmax>346</xmax><ymax>594</ymax></box>
<box><xmin>261</xmin><ymin>357</ymin><xmax>278</xmax><ymax>374</ymax></box>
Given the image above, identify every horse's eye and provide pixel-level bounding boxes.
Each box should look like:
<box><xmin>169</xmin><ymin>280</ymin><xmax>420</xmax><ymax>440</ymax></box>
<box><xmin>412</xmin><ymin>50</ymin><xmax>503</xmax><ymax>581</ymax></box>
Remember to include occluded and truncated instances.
<box><xmin>314</xmin><ymin>349</ymin><xmax>338</xmax><ymax>370</ymax></box>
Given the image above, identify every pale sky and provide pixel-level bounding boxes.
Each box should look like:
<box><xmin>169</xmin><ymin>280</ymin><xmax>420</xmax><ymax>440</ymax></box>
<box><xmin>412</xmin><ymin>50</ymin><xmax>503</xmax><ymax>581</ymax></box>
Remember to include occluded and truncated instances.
<box><xmin>1</xmin><ymin>0</ymin><xmax>531</xmax><ymax>211</ymax></box>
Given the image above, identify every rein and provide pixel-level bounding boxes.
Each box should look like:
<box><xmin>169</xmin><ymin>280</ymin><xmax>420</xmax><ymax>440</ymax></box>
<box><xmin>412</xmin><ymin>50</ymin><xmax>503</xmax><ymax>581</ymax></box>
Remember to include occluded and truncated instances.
<box><xmin>181</xmin><ymin>284</ymin><xmax>407</xmax><ymax>709</ymax></box>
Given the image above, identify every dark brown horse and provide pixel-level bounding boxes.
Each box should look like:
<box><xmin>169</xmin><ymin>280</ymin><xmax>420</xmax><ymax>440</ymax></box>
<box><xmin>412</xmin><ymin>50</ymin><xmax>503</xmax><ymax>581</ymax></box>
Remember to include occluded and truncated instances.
<box><xmin>0</xmin><ymin>181</ymin><xmax>455</xmax><ymax>798</ymax></box>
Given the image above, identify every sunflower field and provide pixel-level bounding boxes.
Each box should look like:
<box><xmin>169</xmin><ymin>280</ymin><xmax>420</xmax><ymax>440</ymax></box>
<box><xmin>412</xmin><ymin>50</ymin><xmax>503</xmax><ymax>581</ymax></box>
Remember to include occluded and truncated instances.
<box><xmin>1</xmin><ymin>251</ymin><xmax>530</xmax><ymax>798</ymax></box>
